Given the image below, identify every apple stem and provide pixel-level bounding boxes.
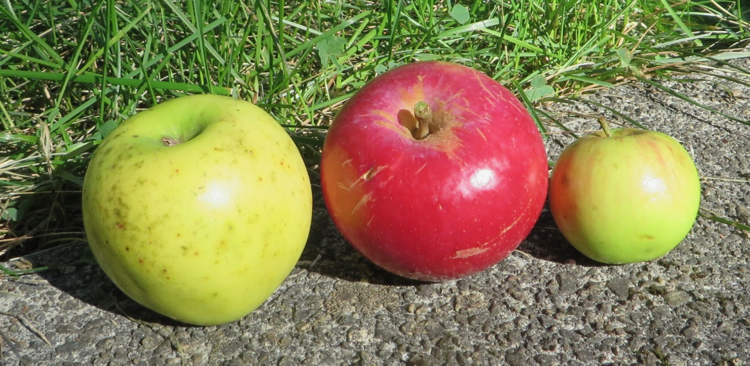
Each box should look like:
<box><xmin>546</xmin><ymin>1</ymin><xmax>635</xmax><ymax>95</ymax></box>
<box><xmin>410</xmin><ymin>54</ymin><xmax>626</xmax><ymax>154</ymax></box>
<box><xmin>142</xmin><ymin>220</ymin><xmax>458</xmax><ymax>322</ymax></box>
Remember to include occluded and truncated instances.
<box><xmin>414</xmin><ymin>101</ymin><xmax>432</xmax><ymax>140</ymax></box>
<box><xmin>597</xmin><ymin>117</ymin><xmax>612</xmax><ymax>137</ymax></box>
<box><xmin>162</xmin><ymin>137</ymin><xmax>183</xmax><ymax>146</ymax></box>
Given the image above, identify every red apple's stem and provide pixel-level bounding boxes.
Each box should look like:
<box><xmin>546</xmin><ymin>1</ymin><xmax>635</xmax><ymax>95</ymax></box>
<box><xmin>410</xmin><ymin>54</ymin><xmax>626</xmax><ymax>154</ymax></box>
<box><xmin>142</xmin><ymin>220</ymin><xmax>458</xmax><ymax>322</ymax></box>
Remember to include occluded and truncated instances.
<box><xmin>597</xmin><ymin>117</ymin><xmax>612</xmax><ymax>137</ymax></box>
<box><xmin>414</xmin><ymin>101</ymin><xmax>432</xmax><ymax>140</ymax></box>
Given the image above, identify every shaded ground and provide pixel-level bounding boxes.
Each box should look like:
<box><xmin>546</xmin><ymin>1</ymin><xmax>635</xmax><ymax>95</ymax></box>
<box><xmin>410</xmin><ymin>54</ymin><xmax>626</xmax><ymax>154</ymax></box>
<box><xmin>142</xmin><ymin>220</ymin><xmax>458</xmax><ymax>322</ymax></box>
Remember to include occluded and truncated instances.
<box><xmin>1</xmin><ymin>59</ymin><xmax>748</xmax><ymax>365</ymax></box>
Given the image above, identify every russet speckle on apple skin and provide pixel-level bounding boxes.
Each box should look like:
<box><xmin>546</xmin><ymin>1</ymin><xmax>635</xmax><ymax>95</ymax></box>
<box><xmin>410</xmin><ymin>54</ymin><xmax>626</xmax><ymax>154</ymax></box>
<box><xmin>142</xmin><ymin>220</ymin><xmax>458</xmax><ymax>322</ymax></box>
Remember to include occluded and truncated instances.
<box><xmin>82</xmin><ymin>94</ymin><xmax>312</xmax><ymax>325</ymax></box>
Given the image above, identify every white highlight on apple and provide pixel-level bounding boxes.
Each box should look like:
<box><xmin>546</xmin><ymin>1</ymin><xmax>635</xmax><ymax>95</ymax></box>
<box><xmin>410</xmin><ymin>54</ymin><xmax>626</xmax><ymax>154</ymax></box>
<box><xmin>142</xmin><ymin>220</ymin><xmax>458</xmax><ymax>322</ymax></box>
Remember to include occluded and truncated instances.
<box><xmin>198</xmin><ymin>182</ymin><xmax>234</xmax><ymax>208</ymax></box>
<box><xmin>641</xmin><ymin>173</ymin><xmax>666</xmax><ymax>195</ymax></box>
<box><xmin>470</xmin><ymin>168</ymin><xmax>496</xmax><ymax>189</ymax></box>
<box><xmin>457</xmin><ymin>165</ymin><xmax>503</xmax><ymax>197</ymax></box>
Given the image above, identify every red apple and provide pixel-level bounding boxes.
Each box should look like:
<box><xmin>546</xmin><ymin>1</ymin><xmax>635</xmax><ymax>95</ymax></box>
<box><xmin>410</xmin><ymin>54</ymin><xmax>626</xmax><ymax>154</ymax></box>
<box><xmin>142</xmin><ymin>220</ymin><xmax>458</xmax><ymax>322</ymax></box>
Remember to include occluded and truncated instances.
<box><xmin>320</xmin><ymin>61</ymin><xmax>548</xmax><ymax>281</ymax></box>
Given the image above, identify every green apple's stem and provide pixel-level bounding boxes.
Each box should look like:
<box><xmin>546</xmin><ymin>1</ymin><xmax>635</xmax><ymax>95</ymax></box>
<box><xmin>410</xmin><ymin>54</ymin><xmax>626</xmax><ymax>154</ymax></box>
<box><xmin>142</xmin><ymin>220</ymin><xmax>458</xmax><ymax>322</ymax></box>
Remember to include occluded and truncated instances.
<box><xmin>414</xmin><ymin>101</ymin><xmax>432</xmax><ymax>140</ymax></box>
<box><xmin>598</xmin><ymin>117</ymin><xmax>612</xmax><ymax>137</ymax></box>
<box><xmin>162</xmin><ymin>137</ymin><xmax>183</xmax><ymax>146</ymax></box>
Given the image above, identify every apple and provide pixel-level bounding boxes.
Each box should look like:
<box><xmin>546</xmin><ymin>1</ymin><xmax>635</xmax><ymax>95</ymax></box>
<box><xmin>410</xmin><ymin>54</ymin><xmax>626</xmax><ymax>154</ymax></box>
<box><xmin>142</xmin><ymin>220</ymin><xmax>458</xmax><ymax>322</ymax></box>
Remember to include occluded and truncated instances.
<box><xmin>548</xmin><ymin>119</ymin><xmax>701</xmax><ymax>264</ymax></box>
<box><xmin>320</xmin><ymin>61</ymin><xmax>549</xmax><ymax>282</ymax></box>
<box><xmin>82</xmin><ymin>94</ymin><xmax>312</xmax><ymax>325</ymax></box>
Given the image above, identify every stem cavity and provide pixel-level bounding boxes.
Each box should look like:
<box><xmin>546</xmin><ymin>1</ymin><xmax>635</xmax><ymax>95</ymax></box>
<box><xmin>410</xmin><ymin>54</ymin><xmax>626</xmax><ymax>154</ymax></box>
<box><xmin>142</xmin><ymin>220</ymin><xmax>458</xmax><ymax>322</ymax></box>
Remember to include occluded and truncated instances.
<box><xmin>161</xmin><ymin>125</ymin><xmax>205</xmax><ymax>147</ymax></box>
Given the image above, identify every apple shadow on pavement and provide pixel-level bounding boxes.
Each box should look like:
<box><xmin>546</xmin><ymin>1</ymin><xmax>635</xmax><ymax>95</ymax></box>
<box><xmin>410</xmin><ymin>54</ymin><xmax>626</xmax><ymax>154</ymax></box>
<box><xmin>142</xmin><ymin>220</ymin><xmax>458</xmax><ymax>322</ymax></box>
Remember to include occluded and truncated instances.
<box><xmin>25</xmin><ymin>243</ymin><xmax>196</xmax><ymax>327</ymax></box>
<box><xmin>298</xmin><ymin>213</ymin><xmax>428</xmax><ymax>287</ymax></box>
<box><xmin>299</xmin><ymin>188</ymin><xmax>605</xmax><ymax>286</ymax></box>
<box><xmin>516</xmin><ymin>204</ymin><xmax>603</xmax><ymax>267</ymax></box>
<box><xmin>26</xmin><ymin>190</ymin><xmax>600</xmax><ymax>325</ymax></box>
<box><xmin>295</xmin><ymin>183</ymin><xmax>431</xmax><ymax>287</ymax></box>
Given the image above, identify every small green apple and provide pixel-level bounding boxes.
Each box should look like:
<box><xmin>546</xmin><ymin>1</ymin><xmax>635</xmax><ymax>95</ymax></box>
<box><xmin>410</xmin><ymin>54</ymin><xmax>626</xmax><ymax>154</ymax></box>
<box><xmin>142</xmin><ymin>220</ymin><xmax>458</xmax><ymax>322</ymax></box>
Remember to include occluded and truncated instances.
<box><xmin>82</xmin><ymin>94</ymin><xmax>312</xmax><ymax>325</ymax></box>
<box><xmin>549</xmin><ymin>121</ymin><xmax>701</xmax><ymax>264</ymax></box>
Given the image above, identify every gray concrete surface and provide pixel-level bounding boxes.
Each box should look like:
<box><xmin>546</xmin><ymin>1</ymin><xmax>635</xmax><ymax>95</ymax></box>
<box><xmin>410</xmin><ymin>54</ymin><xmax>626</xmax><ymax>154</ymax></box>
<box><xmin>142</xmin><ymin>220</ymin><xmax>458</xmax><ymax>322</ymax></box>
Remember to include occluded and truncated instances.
<box><xmin>1</xmin><ymin>59</ymin><xmax>749</xmax><ymax>365</ymax></box>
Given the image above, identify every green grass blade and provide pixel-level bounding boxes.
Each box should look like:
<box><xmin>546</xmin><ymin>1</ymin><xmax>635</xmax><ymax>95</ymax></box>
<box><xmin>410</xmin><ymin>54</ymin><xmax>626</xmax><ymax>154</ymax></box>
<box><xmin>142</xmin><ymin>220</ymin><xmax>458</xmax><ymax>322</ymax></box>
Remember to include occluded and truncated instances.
<box><xmin>77</xmin><ymin>4</ymin><xmax>152</xmax><ymax>75</ymax></box>
<box><xmin>700</xmin><ymin>210</ymin><xmax>750</xmax><ymax>231</ymax></box>
<box><xmin>0</xmin><ymin>70</ymin><xmax>231</xmax><ymax>95</ymax></box>
<box><xmin>514</xmin><ymin>81</ymin><xmax>547</xmax><ymax>135</ymax></box>
<box><xmin>659</xmin><ymin>0</ymin><xmax>702</xmax><ymax>47</ymax></box>
<box><xmin>0</xmin><ymin>6</ymin><xmax>64</xmax><ymax>64</ymax></box>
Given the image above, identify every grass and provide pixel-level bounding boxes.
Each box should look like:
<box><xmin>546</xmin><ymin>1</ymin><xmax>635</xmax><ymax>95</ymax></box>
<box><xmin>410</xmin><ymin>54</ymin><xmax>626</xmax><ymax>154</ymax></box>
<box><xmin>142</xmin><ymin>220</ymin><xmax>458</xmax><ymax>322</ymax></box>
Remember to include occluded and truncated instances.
<box><xmin>1</xmin><ymin>0</ymin><xmax>749</xmax><ymax>262</ymax></box>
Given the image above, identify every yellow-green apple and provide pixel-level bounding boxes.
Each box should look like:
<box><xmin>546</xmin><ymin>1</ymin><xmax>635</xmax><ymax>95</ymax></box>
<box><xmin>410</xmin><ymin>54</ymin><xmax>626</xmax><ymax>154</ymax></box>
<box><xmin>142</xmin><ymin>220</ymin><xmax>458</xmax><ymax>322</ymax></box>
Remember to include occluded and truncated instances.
<box><xmin>320</xmin><ymin>61</ymin><xmax>548</xmax><ymax>282</ymax></box>
<box><xmin>549</xmin><ymin>120</ymin><xmax>701</xmax><ymax>264</ymax></box>
<box><xmin>82</xmin><ymin>94</ymin><xmax>312</xmax><ymax>325</ymax></box>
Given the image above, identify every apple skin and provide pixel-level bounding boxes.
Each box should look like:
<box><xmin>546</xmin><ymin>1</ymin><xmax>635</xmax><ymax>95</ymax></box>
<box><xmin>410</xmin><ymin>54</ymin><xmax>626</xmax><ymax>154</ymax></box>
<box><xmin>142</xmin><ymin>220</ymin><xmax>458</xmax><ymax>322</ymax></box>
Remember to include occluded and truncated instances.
<box><xmin>320</xmin><ymin>61</ymin><xmax>549</xmax><ymax>282</ymax></box>
<box><xmin>549</xmin><ymin>128</ymin><xmax>701</xmax><ymax>264</ymax></box>
<box><xmin>82</xmin><ymin>94</ymin><xmax>312</xmax><ymax>325</ymax></box>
